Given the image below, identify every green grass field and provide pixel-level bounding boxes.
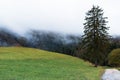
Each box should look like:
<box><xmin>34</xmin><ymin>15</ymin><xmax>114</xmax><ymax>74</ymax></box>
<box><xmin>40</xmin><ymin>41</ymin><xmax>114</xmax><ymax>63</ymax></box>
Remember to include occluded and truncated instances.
<box><xmin>0</xmin><ymin>47</ymin><xmax>103</xmax><ymax>80</ymax></box>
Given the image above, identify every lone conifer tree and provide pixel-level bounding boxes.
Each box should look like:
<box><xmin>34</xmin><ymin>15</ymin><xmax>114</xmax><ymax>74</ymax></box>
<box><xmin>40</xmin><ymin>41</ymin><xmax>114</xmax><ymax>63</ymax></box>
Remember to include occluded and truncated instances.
<box><xmin>82</xmin><ymin>6</ymin><xmax>110</xmax><ymax>67</ymax></box>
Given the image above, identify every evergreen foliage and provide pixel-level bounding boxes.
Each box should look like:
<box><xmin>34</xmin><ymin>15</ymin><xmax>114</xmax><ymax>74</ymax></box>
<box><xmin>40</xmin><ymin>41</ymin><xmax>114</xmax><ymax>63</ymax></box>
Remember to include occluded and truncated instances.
<box><xmin>81</xmin><ymin>6</ymin><xmax>110</xmax><ymax>67</ymax></box>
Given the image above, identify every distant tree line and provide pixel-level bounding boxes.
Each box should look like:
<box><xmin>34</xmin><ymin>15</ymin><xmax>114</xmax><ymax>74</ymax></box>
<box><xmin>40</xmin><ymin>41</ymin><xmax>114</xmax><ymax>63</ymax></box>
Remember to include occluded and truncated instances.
<box><xmin>26</xmin><ymin>30</ymin><xmax>81</xmax><ymax>55</ymax></box>
<box><xmin>0</xmin><ymin>28</ymin><xmax>19</xmax><ymax>46</ymax></box>
<box><xmin>0</xmin><ymin>27</ymin><xmax>120</xmax><ymax>66</ymax></box>
<box><xmin>0</xmin><ymin>28</ymin><xmax>80</xmax><ymax>56</ymax></box>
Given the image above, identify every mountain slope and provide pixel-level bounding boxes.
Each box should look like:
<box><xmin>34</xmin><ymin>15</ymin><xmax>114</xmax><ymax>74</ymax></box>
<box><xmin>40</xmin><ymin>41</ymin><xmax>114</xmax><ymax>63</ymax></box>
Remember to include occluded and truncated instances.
<box><xmin>0</xmin><ymin>47</ymin><xmax>103</xmax><ymax>80</ymax></box>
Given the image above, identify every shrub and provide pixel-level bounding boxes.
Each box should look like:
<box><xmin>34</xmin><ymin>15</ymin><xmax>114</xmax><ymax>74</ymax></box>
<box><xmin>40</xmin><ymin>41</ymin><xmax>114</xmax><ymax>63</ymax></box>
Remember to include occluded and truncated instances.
<box><xmin>108</xmin><ymin>49</ymin><xmax>120</xmax><ymax>67</ymax></box>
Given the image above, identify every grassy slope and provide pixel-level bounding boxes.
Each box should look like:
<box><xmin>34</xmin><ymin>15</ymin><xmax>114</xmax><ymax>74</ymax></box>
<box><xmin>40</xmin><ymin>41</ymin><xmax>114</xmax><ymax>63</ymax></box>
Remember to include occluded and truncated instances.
<box><xmin>0</xmin><ymin>47</ymin><xmax>103</xmax><ymax>80</ymax></box>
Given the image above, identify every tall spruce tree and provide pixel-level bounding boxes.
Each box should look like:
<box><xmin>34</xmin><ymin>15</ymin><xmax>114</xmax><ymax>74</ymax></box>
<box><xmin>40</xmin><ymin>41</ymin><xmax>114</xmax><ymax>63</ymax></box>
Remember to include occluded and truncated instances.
<box><xmin>81</xmin><ymin>6</ymin><xmax>110</xmax><ymax>67</ymax></box>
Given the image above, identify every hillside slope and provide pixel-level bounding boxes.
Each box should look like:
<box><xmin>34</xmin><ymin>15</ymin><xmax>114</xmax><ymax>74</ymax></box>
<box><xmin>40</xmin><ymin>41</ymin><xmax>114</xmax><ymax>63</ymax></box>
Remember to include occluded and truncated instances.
<box><xmin>0</xmin><ymin>47</ymin><xmax>102</xmax><ymax>80</ymax></box>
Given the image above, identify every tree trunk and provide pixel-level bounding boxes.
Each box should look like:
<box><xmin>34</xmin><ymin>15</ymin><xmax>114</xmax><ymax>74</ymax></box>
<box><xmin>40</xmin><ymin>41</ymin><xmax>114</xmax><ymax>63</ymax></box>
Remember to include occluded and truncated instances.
<box><xmin>94</xmin><ymin>60</ymin><xmax>98</xmax><ymax>67</ymax></box>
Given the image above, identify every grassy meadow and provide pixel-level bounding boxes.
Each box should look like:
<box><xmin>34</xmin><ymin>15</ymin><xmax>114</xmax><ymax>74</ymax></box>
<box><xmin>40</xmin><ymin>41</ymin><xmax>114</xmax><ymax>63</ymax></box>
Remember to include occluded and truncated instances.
<box><xmin>0</xmin><ymin>47</ymin><xmax>103</xmax><ymax>80</ymax></box>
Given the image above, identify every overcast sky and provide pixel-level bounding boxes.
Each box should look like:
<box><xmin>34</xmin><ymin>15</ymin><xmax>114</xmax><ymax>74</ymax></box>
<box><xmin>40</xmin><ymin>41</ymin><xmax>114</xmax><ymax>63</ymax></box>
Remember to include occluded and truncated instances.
<box><xmin>0</xmin><ymin>0</ymin><xmax>120</xmax><ymax>35</ymax></box>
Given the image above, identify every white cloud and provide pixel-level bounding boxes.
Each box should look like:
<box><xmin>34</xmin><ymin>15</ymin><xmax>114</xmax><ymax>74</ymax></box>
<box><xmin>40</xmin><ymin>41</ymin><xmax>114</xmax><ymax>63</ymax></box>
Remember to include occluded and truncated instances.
<box><xmin>0</xmin><ymin>0</ymin><xmax>120</xmax><ymax>35</ymax></box>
